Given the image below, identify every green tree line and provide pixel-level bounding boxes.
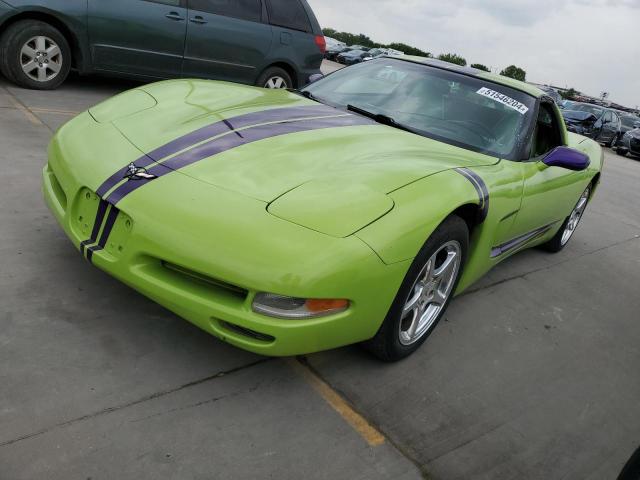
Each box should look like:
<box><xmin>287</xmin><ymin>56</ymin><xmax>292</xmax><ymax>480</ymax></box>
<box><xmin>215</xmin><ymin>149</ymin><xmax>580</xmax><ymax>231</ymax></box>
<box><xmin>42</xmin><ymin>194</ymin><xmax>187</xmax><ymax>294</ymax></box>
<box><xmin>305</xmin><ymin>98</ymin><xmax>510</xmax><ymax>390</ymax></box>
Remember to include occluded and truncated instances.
<box><xmin>323</xmin><ymin>28</ymin><xmax>527</xmax><ymax>81</ymax></box>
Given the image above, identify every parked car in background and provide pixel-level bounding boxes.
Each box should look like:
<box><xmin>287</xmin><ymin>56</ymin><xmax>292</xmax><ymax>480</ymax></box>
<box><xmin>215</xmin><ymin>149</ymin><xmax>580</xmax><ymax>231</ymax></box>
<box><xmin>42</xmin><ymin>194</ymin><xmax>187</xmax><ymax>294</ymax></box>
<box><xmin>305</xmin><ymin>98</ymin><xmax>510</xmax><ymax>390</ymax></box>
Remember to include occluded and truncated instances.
<box><xmin>560</xmin><ymin>100</ymin><xmax>577</xmax><ymax>110</ymax></box>
<box><xmin>325</xmin><ymin>45</ymin><xmax>352</xmax><ymax>61</ymax></box>
<box><xmin>0</xmin><ymin>0</ymin><xmax>325</xmax><ymax>90</ymax></box>
<box><xmin>617</xmin><ymin>126</ymin><xmax>640</xmax><ymax>157</ymax></box>
<box><xmin>539</xmin><ymin>86</ymin><xmax>563</xmax><ymax>104</ymax></box>
<box><xmin>362</xmin><ymin>48</ymin><xmax>387</xmax><ymax>60</ymax></box>
<box><xmin>614</xmin><ymin>111</ymin><xmax>640</xmax><ymax>146</ymax></box>
<box><xmin>325</xmin><ymin>36</ymin><xmax>345</xmax><ymax>50</ymax></box>
<box><xmin>561</xmin><ymin>103</ymin><xmax>621</xmax><ymax>147</ymax></box>
<box><xmin>336</xmin><ymin>49</ymin><xmax>368</xmax><ymax>65</ymax></box>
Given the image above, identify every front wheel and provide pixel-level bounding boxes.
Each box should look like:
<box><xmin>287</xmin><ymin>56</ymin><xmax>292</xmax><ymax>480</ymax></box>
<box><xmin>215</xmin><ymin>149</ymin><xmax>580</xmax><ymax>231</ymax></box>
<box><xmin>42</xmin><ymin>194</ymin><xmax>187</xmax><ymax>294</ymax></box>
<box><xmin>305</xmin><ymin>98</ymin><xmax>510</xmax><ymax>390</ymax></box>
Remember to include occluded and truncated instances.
<box><xmin>256</xmin><ymin>66</ymin><xmax>292</xmax><ymax>90</ymax></box>
<box><xmin>542</xmin><ymin>185</ymin><xmax>591</xmax><ymax>253</ymax></box>
<box><xmin>609</xmin><ymin>134</ymin><xmax>618</xmax><ymax>148</ymax></box>
<box><xmin>0</xmin><ymin>20</ymin><xmax>71</xmax><ymax>90</ymax></box>
<box><xmin>364</xmin><ymin>216</ymin><xmax>468</xmax><ymax>362</ymax></box>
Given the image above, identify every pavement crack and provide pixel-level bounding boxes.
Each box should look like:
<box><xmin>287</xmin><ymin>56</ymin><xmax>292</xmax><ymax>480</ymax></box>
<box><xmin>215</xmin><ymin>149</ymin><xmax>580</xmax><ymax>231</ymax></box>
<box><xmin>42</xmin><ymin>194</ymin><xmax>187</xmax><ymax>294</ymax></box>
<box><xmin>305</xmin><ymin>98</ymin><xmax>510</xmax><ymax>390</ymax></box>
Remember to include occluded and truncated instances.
<box><xmin>129</xmin><ymin>384</ymin><xmax>260</xmax><ymax>424</ymax></box>
<box><xmin>0</xmin><ymin>358</ymin><xmax>271</xmax><ymax>448</ymax></box>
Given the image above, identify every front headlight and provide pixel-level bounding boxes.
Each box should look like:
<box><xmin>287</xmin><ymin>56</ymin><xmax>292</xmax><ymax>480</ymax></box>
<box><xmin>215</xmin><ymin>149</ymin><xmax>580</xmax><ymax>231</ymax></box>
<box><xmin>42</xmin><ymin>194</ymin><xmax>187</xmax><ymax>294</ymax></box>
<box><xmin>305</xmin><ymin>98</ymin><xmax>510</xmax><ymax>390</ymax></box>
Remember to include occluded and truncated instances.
<box><xmin>252</xmin><ymin>293</ymin><xmax>349</xmax><ymax>319</ymax></box>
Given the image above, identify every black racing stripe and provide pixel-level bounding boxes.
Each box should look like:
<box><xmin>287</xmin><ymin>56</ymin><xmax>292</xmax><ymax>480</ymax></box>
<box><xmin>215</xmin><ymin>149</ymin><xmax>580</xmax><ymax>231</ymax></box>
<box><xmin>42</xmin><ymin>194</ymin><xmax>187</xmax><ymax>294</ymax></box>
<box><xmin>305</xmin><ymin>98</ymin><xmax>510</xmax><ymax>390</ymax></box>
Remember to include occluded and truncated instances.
<box><xmin>86</xmin><ymin>206</ymin><xmax>119</xmax><ymax>263</ymax></box>
<box><xmin>454</xmin><ymin>167</ymin><xmax>489</xmax><ymax>222</ymax></box>
<box><xmin>80</xmin><ymin>199</ymin><xmax>109</xmax><ymax>256</ymax></box>
<box><xmin>490</xmin><ymin>222</ymin><xmax>557</xmax><ymax>258</ymax></box>
<box><xmin>95</xmin><ymin>104</ymin><xmax>338</xmax><ymax>197</ymax></box>
<box><xmin>105</xmin><ymin>113</ymin><xmax>373</xmax><ymax>205</ymax></box>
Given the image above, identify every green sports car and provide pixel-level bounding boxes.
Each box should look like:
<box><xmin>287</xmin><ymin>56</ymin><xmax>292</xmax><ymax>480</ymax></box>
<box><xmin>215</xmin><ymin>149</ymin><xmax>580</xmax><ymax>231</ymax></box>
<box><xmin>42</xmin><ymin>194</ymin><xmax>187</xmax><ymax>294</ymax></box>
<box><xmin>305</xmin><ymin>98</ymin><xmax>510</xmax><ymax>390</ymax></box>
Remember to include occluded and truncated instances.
<box><xmin>43</xmin><ymin>56</ymin><xmax>603</xmax><ymax>361</ymax></box>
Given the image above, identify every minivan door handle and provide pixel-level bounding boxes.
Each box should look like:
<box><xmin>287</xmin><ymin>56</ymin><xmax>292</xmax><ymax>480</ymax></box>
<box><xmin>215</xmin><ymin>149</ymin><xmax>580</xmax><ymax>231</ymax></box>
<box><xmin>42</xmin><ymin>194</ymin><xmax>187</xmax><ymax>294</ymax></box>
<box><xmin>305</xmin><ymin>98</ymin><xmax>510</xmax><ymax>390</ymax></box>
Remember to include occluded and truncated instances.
<box><xmin>165</xmin><ymin>12</ymin><xmax>184</xmax><ymax>21</ymax></box>
<box><xmin>190</xmin><ymin>16</ymin><xmax>207</xmax><ymax>24</ymax></box>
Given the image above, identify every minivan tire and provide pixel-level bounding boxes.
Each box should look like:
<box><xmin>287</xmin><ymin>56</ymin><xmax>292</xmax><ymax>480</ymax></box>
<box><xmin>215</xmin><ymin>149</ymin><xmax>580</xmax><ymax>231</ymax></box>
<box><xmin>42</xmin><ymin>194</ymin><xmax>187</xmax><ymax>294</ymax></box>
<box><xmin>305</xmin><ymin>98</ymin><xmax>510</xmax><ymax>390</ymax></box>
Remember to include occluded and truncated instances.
<box><xmin>256</xmin><ymin>66</ymin><xmax>293</xmax><ymax>89</ymax></box>
<box><xmin>0</xmin><ymin>20</ymin><xmax>71</xmax><ymax>90</ymax></box>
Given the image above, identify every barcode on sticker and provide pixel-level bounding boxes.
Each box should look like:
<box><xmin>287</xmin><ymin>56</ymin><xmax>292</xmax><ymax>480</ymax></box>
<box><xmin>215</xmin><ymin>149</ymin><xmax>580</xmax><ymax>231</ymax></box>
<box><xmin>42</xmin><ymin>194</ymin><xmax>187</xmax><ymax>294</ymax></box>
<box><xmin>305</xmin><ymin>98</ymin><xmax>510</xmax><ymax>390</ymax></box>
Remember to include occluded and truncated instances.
<box><xmin>477</xmin><ymin>87</ymin><xmax>529</xmax><ymax>115</ymax></box>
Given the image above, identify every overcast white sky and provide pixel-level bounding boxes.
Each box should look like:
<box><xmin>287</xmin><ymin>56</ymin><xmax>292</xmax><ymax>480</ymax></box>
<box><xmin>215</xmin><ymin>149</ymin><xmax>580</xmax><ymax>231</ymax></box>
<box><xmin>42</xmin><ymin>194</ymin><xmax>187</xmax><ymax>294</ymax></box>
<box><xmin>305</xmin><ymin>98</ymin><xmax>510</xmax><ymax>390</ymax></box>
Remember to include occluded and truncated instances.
<box><xmin>308</xmin><ymin>0</ymin><xmax>640</xmax><ymax>107</ymax></box>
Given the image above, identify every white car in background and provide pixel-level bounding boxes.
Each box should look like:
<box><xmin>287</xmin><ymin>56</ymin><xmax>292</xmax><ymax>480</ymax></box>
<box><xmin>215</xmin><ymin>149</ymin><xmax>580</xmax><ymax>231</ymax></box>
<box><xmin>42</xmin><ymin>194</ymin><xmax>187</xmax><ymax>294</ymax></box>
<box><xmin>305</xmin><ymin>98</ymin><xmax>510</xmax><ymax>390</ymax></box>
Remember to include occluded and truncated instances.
<box><xmin>325</xmin><ymin>36</ymin><xmax>346</xmax><ymax>49</ymax></box>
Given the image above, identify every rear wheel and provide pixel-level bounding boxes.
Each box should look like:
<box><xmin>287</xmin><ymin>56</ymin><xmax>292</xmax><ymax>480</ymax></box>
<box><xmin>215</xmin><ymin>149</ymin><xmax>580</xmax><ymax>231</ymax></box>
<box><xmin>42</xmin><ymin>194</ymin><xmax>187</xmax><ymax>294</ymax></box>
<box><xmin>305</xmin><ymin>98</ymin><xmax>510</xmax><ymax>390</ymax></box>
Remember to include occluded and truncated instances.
<box><xmin>256</xmin><ymin>66</ymin><xmax>292</xmax><ymax>90</ymax></box>
<box><xmin>364</xmin><ymin>216</ymin><xmax>468</xmax><ymax>362</ymax></box>
<box><xmin>617</xmin><ymin>149</ymin><xmax>628</xmax><ymax>157</ymax></box>
<box><xmin>542</xmin><ymin>185</ymin><xmax>591</xmax><ymax>253</ymax></box>
<box><xmin>0</xmin><ymin>20</ymin><xmax>71</xmax><ymax>90</ymax></box>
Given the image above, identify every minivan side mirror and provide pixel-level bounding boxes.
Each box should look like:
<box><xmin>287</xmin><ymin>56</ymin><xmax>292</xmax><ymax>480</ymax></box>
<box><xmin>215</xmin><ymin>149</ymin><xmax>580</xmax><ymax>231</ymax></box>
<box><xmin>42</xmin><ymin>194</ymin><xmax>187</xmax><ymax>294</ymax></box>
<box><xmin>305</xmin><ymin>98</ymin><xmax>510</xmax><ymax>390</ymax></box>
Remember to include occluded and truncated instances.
<box><xmin>308</xmin><ymin>73</ymin><xmax>324</xmax><ymax>84</ymax></box>
<box><xmin>542</xmin><ymin>146</ymin><xmax>590</xmax><ymax>171</ymax></box>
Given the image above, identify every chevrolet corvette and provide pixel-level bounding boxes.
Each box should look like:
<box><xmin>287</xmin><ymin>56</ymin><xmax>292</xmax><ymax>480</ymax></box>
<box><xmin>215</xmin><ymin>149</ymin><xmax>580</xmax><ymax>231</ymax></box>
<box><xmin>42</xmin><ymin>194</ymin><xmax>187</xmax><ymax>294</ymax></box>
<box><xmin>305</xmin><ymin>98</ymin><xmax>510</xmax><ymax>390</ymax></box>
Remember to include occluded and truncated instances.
<box><xmin>43</xmin><ymin>57</ymin><xmax>603</xmax><ymax>361</ymax></box>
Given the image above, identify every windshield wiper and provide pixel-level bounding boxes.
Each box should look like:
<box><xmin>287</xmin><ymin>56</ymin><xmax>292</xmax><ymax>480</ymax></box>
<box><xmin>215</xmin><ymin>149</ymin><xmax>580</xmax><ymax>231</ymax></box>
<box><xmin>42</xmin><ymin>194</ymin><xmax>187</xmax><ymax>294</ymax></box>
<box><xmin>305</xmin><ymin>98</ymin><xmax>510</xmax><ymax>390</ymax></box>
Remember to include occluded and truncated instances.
<box><xmin>293</xmin><ymin>89</ymin><xmax>319</xmax><ymax>102</ymax></box>
<box><xmin>347</xmin><ymin>104</ymin><xmax>416</xmax><ymax>134</ymax></box>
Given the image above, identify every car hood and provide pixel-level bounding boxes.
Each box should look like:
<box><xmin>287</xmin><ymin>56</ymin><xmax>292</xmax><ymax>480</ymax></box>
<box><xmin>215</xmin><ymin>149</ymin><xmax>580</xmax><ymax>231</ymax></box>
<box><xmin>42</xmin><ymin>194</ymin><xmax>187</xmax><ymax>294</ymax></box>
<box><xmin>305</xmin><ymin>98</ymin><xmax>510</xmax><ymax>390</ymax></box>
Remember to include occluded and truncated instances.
<box><xmin>562</xmin><ymin>110</ymin><xmax>597</xmax><ymax>123</ymax></box>
<box><xmin>89</xmin><ymin>80</ymin><xmax>498</xmax><ymax>236</ymax></box>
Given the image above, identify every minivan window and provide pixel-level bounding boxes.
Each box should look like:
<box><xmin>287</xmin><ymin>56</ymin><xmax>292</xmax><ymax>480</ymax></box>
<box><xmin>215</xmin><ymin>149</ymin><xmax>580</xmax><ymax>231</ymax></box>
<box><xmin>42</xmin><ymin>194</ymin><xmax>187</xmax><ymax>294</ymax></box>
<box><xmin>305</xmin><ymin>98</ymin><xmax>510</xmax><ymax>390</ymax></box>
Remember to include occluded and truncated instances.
<box><xmin>266</xmin><ymin>0</ymin><xmax>312</xmax><ymax>32</ymax></box>
<box><xmin>189</xmin><ymin>0</ymin><xmax>262</xmax><ymax>23</ymax></box>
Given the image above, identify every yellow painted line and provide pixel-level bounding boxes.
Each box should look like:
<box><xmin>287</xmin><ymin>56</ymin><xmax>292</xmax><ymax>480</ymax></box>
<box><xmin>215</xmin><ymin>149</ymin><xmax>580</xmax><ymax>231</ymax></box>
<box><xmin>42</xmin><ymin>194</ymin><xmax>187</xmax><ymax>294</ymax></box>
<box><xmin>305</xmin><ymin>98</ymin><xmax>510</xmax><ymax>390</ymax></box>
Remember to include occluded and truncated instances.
<box><xmin>286</xmin><ymin>358</ymin><xmax>385</xmax><ymax>446</ymax></box>
<box><xmin>5</xmin><ymin>92</ymin><xmax>43</xmax><ymax>126</ymax></box>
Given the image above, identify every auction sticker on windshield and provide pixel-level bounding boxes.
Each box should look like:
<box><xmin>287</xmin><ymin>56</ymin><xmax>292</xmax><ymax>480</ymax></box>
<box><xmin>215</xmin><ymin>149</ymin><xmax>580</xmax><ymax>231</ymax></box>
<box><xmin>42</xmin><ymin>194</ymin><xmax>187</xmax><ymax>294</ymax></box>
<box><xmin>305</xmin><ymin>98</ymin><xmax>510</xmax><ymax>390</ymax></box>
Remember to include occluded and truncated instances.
<box><xmin>476</xmin><ymin>87</ymin><xmax>529</xmax><ymax>114</ymax></box>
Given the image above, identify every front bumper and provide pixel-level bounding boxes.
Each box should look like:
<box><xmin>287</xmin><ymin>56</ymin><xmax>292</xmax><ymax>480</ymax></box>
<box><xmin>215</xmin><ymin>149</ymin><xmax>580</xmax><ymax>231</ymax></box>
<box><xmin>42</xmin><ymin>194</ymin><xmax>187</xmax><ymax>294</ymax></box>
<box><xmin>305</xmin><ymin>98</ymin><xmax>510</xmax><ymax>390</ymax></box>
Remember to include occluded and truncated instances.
<box><xmin>619</xmin><ymin>135</ymin><xmax>640</xmax><ymax>156</ymax></box>
<box><xmin>42</xmin><ymin>118</ymin><xmax>410</xmax><ymax>356</ymax></box>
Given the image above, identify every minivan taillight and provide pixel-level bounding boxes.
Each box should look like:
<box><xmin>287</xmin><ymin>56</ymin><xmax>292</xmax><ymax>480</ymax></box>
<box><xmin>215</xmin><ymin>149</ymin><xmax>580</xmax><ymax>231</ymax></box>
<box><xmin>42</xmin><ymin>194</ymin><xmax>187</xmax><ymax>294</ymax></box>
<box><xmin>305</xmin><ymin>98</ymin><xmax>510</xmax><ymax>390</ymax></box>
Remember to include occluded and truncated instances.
<box><xmin>315</xmin><ymin>35</ymin><xmax>326</xmax><ymax>54</ymax></box>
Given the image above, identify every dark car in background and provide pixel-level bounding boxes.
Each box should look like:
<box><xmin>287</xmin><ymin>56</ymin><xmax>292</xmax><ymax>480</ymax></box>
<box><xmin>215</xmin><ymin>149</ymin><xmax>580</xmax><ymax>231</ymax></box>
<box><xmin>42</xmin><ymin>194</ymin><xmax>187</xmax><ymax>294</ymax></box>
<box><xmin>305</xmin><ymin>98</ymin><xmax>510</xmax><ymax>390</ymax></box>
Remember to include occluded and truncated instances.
<box><xmin>617</xmin><ymin>124</ymin><xmax>640</xmax><ymax>158</ymax></box>
<box><xmin>336</xmin><ymin>49</ymin><xmax>368</xmax><ymax>65</ymax></box>
<box><xmin>615</xmin><ymin>112</ymin><xmax>640</xmax><ymax>146</ymax></box>
<box><xmin>561</xmin><ymin>103</ymin><xmax>621</xmax><ymax>147</ymax></box>
<box><xmin>0</xmin><ymin>0</ymin><xmax>325</xmax><ymax>90</ymax></box>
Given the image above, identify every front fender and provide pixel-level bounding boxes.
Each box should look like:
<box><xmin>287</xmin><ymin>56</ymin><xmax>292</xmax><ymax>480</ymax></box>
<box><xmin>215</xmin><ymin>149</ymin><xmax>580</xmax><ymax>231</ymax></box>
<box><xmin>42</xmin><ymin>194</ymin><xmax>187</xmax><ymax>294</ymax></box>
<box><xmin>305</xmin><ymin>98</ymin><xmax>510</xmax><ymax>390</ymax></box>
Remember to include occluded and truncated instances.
<box><xmin>356</xmin><ymin>169</ymin><xmax>482</xmax><ymax>265</ymax></box>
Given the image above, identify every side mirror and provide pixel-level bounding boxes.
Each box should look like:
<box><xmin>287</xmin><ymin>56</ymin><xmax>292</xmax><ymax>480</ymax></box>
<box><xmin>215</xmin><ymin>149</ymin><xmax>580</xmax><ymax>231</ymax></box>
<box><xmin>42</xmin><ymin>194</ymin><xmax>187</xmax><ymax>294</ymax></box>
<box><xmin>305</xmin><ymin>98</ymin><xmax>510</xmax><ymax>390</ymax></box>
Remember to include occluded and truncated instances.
<box><xmin>308</xmin><ymin>73</ymin><xmax>324</xmax><ymax>84</ymax></box>
<box><xmin>542</xmin><ymin>146</ymin><xmax>590</xmax><ymax>171</ymax></box>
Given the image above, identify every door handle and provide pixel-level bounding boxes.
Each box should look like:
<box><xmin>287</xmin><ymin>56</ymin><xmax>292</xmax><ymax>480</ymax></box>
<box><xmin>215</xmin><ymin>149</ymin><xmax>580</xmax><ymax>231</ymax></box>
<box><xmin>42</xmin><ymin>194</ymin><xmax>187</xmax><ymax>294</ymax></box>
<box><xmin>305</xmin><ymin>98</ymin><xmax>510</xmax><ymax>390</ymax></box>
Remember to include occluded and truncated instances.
<box><xmin>165</xmin><ymin>12</ymin><xmax>184</xmax><ymax>21</ymax></box>
<box><xmin>190</xmin><ymin>16</ymin><xmax>207</xmax><ymax>24</ymax></box>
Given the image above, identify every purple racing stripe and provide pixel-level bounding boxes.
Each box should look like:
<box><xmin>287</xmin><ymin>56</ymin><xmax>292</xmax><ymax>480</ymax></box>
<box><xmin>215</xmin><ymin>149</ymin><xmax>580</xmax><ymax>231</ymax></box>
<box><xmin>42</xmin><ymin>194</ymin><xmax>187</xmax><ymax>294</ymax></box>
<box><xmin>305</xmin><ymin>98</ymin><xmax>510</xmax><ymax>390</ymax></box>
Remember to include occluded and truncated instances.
<box><xmin>86</xmin><ymin>205</ymin><xmax>120</xmax><ymax>262</ymax></box>
<box><xmin>105</xmin><ymin>114</ymin><xmax>373</xmax><ymax>205</ymax></box>
<box><xmin>95</xmin><ymin>104</ymin><xmax>339</xmax><ymax>197</ymax></box>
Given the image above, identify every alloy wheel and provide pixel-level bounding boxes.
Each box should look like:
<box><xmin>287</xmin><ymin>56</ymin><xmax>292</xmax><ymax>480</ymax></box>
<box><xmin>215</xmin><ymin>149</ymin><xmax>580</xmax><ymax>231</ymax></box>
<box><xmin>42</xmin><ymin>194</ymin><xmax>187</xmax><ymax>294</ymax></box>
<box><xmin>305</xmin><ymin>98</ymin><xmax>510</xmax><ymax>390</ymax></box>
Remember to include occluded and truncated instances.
<box><xmin>399</xmin><ymin>241</ymin><xmax>461</xmax><ymax>345</ymax></box>
<box><xmin>20</xmin><ymin>36</ymin><xmax>63</xmax><ymax>82</ymax></box>
<box><xmin>561</xmin><ymin>187</ymin><xmax>590</xmax><ymax>246</ymax></box>
<box><xmin>264</xmin><ymin>76</ymin><xmax>288</xmax><ymax>89</ymax></box>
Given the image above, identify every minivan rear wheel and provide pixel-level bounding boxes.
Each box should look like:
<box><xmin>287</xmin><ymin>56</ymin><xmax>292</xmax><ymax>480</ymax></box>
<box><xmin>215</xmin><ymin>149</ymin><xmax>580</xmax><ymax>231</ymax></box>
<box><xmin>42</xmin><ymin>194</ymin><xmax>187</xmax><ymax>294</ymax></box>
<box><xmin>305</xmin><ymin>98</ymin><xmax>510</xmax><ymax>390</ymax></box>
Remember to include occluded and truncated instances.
<box><xmin>257</xmin><ymin>66</ymin><xmax>292</xmax><ymax>90</ymax></box>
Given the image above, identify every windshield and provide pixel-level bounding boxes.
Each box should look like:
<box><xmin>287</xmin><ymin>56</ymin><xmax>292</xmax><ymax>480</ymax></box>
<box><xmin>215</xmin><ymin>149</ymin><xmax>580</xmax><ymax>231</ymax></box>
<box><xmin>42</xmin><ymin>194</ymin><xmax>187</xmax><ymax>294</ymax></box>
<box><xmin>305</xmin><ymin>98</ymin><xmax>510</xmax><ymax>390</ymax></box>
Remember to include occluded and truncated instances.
<box><xmin>570</xmin><ymin>104</ymin><xmax>603</xmax><ymax>116</ymax></box>
<box><xmin>303</xmin><ymin>58</ymin><xmax>536</xmax><ymax>160</ymax></box>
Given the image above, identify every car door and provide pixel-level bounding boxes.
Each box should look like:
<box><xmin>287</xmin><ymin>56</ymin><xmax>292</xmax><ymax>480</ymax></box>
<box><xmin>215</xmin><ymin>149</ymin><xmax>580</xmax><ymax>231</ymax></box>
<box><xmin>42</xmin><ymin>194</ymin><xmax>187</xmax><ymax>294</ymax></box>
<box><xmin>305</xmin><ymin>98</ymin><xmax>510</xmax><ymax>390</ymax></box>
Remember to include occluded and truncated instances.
<box><xmin>183</xmin><ymin>0</ymin><xmax>273</xmax><ymax>84</ymax></box>
<box><xmin>87</xmin><ymin>0</ymin><xmax>187</xmax><ymax>78</ymax></box>
<box><xmin>509</xmin><ymin>101</ymin><xmax>591</xmax><ymax>239</ymax></box>
<box><xmin>598</xmin><ymin>111</ymin><xmax>618</xmax><ymax>142</ymax></box>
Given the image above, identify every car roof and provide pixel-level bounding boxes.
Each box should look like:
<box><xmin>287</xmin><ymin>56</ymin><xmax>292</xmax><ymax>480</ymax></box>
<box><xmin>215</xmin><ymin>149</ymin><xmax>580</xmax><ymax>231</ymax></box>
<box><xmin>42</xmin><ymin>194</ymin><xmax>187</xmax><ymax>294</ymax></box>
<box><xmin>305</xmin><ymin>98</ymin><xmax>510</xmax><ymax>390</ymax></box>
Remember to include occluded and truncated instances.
<box><xmin>391</xmin><ymin>55</ymin><xmax>546</xmax><ymax>99</ymax></box>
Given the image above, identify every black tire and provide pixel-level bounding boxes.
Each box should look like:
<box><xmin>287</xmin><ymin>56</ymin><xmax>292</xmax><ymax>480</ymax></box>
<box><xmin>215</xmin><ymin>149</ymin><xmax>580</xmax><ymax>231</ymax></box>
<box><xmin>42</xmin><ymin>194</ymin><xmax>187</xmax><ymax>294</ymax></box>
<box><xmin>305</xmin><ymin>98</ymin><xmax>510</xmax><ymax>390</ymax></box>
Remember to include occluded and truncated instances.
<box><xmin>364</xmin><ymin>216</ymin><xmax>469</xmax><ymax>362</ymax></box>
<box><xmin>617</xmin><ymin>149</ymin><xmax>628</xmax><ymax>157</ymax></box>
<box><xmin>256</xmin><ymin>66</ymin><xmax>292</xmax><ymax>90</ymax></box>
<box><xmin>0</xmin><ymin>20</ymin><xmax>71</xmax><ymax>90</ymax></box>
<box><xmin>542</xmin><ymin>185</ymin><xmax>591</xmax><ymax>253</ymax></box>
<box><xmin>610</xmin><ymin>134</ymin><xmax>618</xmax><ymax>148</ymax></box>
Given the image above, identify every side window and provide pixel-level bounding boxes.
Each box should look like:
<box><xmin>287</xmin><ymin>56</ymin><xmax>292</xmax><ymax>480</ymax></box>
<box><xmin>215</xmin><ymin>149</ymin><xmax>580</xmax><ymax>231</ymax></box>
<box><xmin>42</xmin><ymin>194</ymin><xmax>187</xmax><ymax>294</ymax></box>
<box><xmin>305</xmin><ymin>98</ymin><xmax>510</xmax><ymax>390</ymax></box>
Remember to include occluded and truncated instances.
<box><xmin>266</xmin><ymin>0</ymin><xmax>312</xmax><ymax>32</ymax></box>
<box><xmin>189</xmin><ymin>0</ymin><xmax>262</xmax><ymax>22</ymax></box>
<box><xmin>531</xmin><ymin>103</ymin><xmax>563</xmax><ymax>158</ymax></box>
